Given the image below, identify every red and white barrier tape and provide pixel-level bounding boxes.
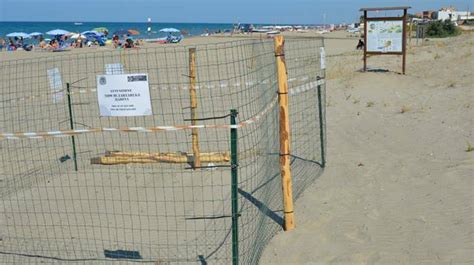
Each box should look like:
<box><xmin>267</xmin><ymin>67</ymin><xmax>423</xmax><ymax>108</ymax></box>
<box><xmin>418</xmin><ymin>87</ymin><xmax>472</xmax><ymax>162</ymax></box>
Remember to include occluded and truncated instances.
<box><xmin>0</xmin><ymin>78</ymin><xmax>324</xmax><ymax>140</ymax></box>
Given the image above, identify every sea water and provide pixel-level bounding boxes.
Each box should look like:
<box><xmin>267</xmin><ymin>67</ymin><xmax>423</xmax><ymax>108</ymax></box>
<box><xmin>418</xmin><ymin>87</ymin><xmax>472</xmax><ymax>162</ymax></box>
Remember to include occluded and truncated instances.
<box><xmin>0</xmin><ymin>21</ymin><xmax>236</xmax><ymax>39</ymax></box>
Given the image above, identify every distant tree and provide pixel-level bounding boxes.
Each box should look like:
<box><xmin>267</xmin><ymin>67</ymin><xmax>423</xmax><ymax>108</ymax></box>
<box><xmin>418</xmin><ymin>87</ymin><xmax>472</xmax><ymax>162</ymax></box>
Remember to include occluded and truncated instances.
<box><xmin>442</xmin><ymin>20</ymin><xmax>457</xmax><ymax>33</ymax></box>
<box><xmin>426</xmin><ymin>20</ymin><xmax>460</xmax><ymax>37</ymax></box>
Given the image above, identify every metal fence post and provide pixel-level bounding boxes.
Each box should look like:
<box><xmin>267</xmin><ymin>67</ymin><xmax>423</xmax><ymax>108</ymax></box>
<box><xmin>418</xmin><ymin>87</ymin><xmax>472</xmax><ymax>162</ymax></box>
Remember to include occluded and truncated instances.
<box><xmin>66</xmin><ymin>83</ymin><xmax>78</xmax><ymax>171</ymax></box>
<box><xmin>230</xmin><ymin>109</ymin><xmax>239</xmax><ymax>265</ymax></box>
<box><xmin>316</xmin><ymin>77</ymin><xmax>325</xmax><ymax>168</ymax></box>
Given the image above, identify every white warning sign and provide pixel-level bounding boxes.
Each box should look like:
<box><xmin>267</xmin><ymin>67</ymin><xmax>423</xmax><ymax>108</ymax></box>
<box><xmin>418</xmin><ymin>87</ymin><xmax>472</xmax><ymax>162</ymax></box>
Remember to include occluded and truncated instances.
<box><xmin>96</xmin><ymin>73</ymin><xmax>153</xmax><ymax>117</ymax></box>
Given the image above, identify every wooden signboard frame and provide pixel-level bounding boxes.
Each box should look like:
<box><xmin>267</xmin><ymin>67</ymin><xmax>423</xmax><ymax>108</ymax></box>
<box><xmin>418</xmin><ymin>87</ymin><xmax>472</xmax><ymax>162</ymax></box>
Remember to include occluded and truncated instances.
<box><xmin>361</xmin><ymin>6</ymin><xmax>410</xmax><ymax>74</ymax></box>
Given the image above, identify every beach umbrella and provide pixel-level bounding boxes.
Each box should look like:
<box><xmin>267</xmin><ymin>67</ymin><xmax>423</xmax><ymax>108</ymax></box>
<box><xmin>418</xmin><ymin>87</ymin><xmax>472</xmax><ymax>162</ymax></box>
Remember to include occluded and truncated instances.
<box><xmin>128</xmin><ymin>29</ymin><xmax>140</xmax><ymax>35</ymax></box>
<box><xmin>92</xmin><ymin>27</ymin><xmax>109</xmax><ymax>33</ymax></box>
<box><xmin>159</xmin><ymin>28</ymin><xmax>180</xmax><ymax>33</ymax></box>
<box><xmin>113</xmin><ymin>29</ymin><xmax>128</xmax><ymax>36</ymax></box>
<box><xmin>29</xmin><ymin>32</ymin><xmax>43</xmax><ymax>37</ymax></box>
<box><xmin>112</xmin><ymin>29</ymin><xmax>139</xmax><ymax>36</ymax></box>
<box><xmin>6</xmin><ymin>32</ymin><xmax>31</xmax><ymax>38</ymax></box>
<box><xmin>70</xmin><ymin>33</ymin><xmax>87</xmax><ymax>39</ymax></box>
<box><xmin>81</xmin><ymin>31</ymin><xmax>102</xmax><ymax>36</ymax></box>
<box><xmin>46</xmin><ymin>29</ymin><xmax>70</xmax><ymax>36</ymax></box>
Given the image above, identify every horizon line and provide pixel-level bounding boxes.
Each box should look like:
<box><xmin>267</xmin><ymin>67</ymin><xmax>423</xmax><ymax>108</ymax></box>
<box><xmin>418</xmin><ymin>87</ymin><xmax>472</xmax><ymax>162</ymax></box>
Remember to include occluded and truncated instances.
<box><xmin>0</xmin><ymin>20</ymin><xmax>340</xmax><ymax>25</ymax></box>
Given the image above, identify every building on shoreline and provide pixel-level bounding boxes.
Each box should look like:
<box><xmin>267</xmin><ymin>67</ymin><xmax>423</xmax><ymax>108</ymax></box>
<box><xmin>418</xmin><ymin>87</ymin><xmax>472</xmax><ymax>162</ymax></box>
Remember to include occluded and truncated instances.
<box><xmin>415</xmin><ymin>7</ymin><xmax>474</xmax><ymax>22</ymax></box>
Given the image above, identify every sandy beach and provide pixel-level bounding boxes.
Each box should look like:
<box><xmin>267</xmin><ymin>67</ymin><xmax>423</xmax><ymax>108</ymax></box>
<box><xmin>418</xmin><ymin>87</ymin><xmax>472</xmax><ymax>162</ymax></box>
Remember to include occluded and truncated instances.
<box><xmin>1</xmin><ymin>29</ymin><xmax>473</xmax><ymax>264</ymax></box>
<box><xmin>261</xmin><ymin>31</ymin><xmax>474</xmax><ymax>264</ymax></box>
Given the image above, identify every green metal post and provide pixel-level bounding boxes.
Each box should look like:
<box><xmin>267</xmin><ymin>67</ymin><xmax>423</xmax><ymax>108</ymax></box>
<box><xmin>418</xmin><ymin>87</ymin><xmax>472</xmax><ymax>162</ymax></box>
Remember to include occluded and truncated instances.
<box><xmin>66</xmin><ymin>83</ymin><xmax>78</xmax><ymax>171</ymax></box>
<box><xmin>317</xmin><ymin>77</ymin><xmax>325</xmax><ymax>168</ymax></box>
<box><xmin>230</xmin><ymin>109</ymin><xmax>239</xmax><ymax>265</ymax></box>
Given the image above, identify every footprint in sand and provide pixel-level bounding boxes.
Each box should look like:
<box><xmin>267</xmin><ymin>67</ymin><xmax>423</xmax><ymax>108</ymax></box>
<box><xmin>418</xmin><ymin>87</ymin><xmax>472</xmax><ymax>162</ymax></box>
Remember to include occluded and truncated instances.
<box><xmin>345</xmin><ymin>224</ymin><xmax>372</xmax><ymax>243</ymax></box>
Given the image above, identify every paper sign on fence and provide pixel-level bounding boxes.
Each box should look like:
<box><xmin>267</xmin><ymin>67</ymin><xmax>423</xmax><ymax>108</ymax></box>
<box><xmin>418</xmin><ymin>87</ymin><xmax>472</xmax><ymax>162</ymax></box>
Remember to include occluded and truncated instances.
<box><xmin>47</xmin><ymin>68</ymin><xmax>64</xmax><ymax>103</ymax></box>
<box><xmin>320</xmin><ymin>47</ymin><xmax>326</xmax><ymax>70</ymax></box>
<box><xmin>97</xmin><ymin>73</ymin><xmax>153</xmax><ymax>117</ymax></box>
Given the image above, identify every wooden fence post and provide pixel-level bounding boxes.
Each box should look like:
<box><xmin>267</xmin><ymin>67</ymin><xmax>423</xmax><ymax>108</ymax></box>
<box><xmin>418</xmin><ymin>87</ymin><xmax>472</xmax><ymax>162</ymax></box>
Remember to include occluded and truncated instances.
<box><xmin>274</xmin><ymin>35</ymin><xmax>295</xmax><ymax>231</ymax></box>
<box><xmin>189</xmin><ymin>48</ymin><xmax>201</xmax><ymax>168</ymax></box>
<box><xmin>402</xmin><ymin>8</ymin><xmax>407</xmax><ymax>75</ymax></box>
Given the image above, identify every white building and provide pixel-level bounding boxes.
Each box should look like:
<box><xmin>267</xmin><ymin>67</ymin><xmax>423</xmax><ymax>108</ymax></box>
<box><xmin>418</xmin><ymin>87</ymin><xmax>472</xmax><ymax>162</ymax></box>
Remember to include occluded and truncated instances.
<box><xmin>434</xmin><ymin>8</ymin><xmax>474</xmax><ymax>21</ymax></box>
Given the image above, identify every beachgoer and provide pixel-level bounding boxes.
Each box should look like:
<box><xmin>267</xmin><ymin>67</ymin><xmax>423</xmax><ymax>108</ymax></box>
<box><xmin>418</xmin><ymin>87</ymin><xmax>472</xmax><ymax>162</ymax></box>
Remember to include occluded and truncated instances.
<box><xmin>39</xmin><ymin>40</ymin><xmax>46</xmax><ymax>49</ymax></box>
<box><xmin>8</xmin><ymin>38</ymin><xmax>16</xmax><ymax>51</ymax></box>
<box><xmin>112</xmin><ymin>35</ymin><xmax>120</xmax><ymax>48</ymax></box>
<box><xmin>122</xmin><ymin>38</ymin><xmax>134</xmax><ymax>49</ymax></box>
<box><xmin>52</xmin><ymin>40</ymin><xmax>59</xmax><ymax>49</ymax></box>
<box><xmin>23</xmin><ymin>44</ymin><xmax>33</xmax><ymax>51</ymax></box>
<box><xmin>15</xmin><ymin>37</ymin><xmax>23</xmax><ymax>48</ymax></box>
<box><xmin>356</xmin><ymin>39</ymin><xmax>364</xmax><ymax>50</ymax></box>
<box><xmin>0</xmin><ymin>38</ymin><xmax>5</xmax><ymax>51</ymax></box>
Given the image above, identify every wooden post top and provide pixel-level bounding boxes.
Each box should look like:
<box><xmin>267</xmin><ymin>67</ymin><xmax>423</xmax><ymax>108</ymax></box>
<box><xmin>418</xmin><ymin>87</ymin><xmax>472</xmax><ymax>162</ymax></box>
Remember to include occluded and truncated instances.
<box><xmin>360</xmin><ymin>6</ymin><xmax>410</xmax><ymax>12</ymax></box>
<box><xmin>273</xmin><ymin>35</ymin><xmax>285</xmax><ymax>55</ymax></box>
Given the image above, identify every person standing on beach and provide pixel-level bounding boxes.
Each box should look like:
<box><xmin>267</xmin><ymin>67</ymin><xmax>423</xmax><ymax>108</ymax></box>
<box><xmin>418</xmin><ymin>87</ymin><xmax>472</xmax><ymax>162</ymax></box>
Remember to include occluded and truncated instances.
<box><xmin>0</xmin><ymin>38</ymin><xmax>5</xmax><ymax>51</ymax></box>
<box><xmin>112</xmin><ymin>35</ymin><xmax>120</xmax><ymax>48</ymax></box>
<box><xmin>8</xmin><ymin>38</ymin><xmax>16</xmax><ymax>50</ymax></box>
<box><xmin>356</xmin><ymin>39</ymin><xmax>364</xmax><ymax>50</ymax></box>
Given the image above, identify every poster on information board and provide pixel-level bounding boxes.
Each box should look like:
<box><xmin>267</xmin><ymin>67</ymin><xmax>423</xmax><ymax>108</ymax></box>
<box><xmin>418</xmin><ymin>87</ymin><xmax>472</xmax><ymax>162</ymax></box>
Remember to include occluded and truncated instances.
<box><xmin>366</xmin><ymin>20</ymin><xmax>403</xmax><ymax>53</ymax></box>
<box><xmin>96</xmin><ymin>73</ymin><xmax>153</xmax><ymax>117</ymax></box>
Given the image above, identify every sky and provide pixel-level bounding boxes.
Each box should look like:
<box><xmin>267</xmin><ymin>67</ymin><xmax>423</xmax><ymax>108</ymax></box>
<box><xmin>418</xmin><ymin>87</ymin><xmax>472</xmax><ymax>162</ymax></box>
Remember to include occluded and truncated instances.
<box><xmin>0</xmin><ymin>0</ymin><xmax>472</xmax><ymax>24</ymax></box>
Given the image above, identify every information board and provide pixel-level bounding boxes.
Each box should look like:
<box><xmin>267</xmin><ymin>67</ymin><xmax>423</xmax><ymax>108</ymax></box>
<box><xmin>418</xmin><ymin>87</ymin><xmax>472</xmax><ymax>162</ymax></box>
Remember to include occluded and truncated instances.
<box><xmin>96</xmin><ymin>73</ymin><xmax>153</xmax><ymax>117</ymax></box>
<box><xmin>366</xmin><ymin>20</ymin><xmax>403</xmax><ymax>53</ymax></box>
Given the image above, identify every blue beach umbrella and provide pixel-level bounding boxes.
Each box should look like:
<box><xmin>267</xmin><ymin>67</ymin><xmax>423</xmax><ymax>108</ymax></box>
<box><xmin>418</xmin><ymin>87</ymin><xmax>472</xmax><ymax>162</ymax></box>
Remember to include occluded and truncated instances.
<box><xmin>46</xmin><ymin>29</ymin><xmax>70</xmax><ymax>36</ymax></box>
<box><xmin>159</xmin><ymin>28</ymin><xmax>180</xmax><ymax>33</ymax></box>
<box><xmin>29</xmin><ymin>32</ymin><xmax>43</xmax><ymax>37</ymax></box>
<box><xmin>81</xmin><ymin>31</ymin><xmax>102</xmax><ymax>36</ymax></box>
<box><xmin>6</xmin><ymin>32</ymin><xmax>31</xmax><ymax>38</ymax></box>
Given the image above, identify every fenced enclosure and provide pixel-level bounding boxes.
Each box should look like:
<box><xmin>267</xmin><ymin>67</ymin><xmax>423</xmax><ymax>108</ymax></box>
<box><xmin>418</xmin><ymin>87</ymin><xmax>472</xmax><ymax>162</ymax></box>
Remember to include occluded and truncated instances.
<box><xmin>0</xmin><ymin>37</ymin><xmax>326</xmax><ymax>264</ymax></box>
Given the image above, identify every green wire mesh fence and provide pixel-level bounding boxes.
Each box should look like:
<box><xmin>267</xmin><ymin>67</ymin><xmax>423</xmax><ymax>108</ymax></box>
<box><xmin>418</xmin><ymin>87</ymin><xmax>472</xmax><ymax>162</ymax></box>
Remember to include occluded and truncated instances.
<box><xmin>0</xmin><ymin>37</ymin><xmax>325</xmax><ymax>264</ymax></box>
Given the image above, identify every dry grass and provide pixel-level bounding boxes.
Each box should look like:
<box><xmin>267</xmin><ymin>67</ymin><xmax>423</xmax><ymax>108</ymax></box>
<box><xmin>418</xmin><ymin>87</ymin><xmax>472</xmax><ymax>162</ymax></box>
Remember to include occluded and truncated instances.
<box><xmin>366</xmin><ymin>101</ymin><xmax>375</xmax><ymax>108</ymax></box>
<box><xmin>466</xmin><ymin>143</ymin><xmax>474</xmax><ymax>152</ymax></box>
<box><xmin>436</xmin><ymin>41</ymin><xmax>447</xmax><ymax>48</ymax></box>
<box><xmin>400</xmin><ymin>105</ymin><xmax>411</xmax><ymax>114</ymax></box>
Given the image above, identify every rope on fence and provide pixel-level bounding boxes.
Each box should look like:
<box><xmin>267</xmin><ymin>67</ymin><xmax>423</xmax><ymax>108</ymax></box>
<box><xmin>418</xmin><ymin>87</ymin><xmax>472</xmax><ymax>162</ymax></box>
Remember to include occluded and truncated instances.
<box><xmin>0</xmin><ymin>79</ymin><xmax>324</xmax><ymax>140</ymax></box>
<box><xmin>1</xmin><ymin>75</ymin><xmax>322</xmax><ymax>104</ymax></box>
